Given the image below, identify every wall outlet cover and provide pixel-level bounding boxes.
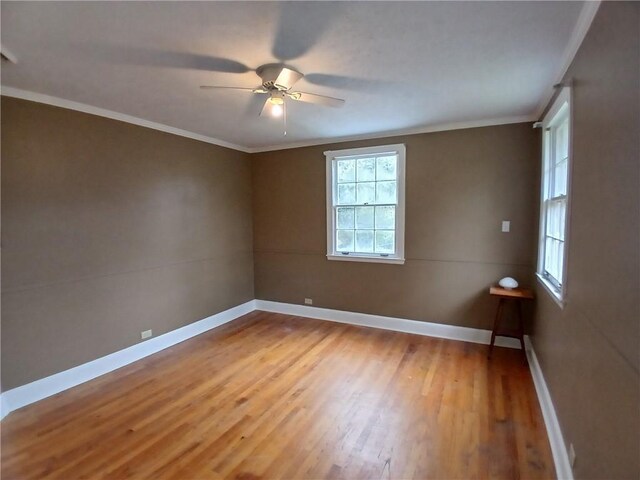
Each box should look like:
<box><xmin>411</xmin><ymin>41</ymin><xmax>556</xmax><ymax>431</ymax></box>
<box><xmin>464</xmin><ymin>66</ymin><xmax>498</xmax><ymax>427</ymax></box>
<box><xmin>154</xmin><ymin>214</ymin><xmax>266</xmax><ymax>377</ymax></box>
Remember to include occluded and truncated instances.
<box><xmin>141</xmin><ymin>329</ymin><xmax>152</xmax><ymax>340</ymax></box>
<box><xmin>304</xmin><ymin>298</ymin><xmax>313</xmax><ymax>305</ymax></box>
<box><xmin>501</xmin><ymin>220</ymin><xmax>511</xmax><ymax>232</ymax></box>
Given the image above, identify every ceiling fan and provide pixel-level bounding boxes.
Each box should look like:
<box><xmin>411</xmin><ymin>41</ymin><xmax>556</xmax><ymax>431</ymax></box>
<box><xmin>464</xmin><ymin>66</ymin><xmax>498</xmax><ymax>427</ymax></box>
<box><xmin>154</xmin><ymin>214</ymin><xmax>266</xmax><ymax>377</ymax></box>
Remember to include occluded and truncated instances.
<box><xmin>200</xmin><ymin>63</ymin><xmax>345</xmax><ymax>123</ymax></box>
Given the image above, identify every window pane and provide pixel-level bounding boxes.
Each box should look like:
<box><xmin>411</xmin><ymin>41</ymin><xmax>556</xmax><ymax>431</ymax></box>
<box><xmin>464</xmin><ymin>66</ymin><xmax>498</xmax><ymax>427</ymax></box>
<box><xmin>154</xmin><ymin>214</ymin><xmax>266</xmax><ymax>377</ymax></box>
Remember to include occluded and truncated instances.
<box><xmin>336</xmin><ymin>230</ymin><xmax>354</xmax><ymax>252</ymax></box>
<box><xmin>545</xmin><ymin>199</ymin><xmax>566</xmax><ymax>241</ymax></box>
<box><xmin>336</xmin><ymin>207</ymin><xmax>354</xmax><ymax>229</ymax></box>
<box><xmin>375</xmin><ymin>230</ymin><xmax>395</xmax><ymax>254</ymax></box>
<box><xmin>558</xmin><ymin>200</ymin><xmax>566</xmax><ymax>240</ymax></box>
<box><xmin>355</xmin><ymin>230</ymin><xmax>374</xmax><ymax>253</ymax></box>
<box><xmin>545</xmin><ymin>202</ymin><xmax>556</xmax><ymax>238</ymax></box>
<box><xmin>376</xmin><ymin>156</ymin><xmax>397</xmax><ymax>181</ymax></box>
<box><xmin>357</xmin><ymin>158</ymin><xmax>376</xmax><ymax>182</ymax></box>
<box><xmin>544</xmin><ymin>237</ymin><xmax>557</xmax><ymax>280</ymax></box>
<box><xmin>355</xmin><ymin>206</ymin><xmax>374</xmax><ymax>229</ymax></box>
<box><xmin>558</xmin><ymin>240</ymin><xmax>565</xmax><ymax>283</ymax></box>
<box><xmin>337</xmin><ymin>183</ymin><xmax>356</xmax><ymax>204</ymax></box>
<box><xmin>553</xmin><ymin>159</ymin><xmax>567</xmax><ymax>197</ymax></box>
<box><xmin>375</xmin><ymin>206</ymin><xmax>395</xmax><ymax>229</ymax></box>
<box><xmin>543</xmin><ymin>131</ymin><xmax>552</xmax><ymax>200</ymax></box>
<box><xmin>356</xmin><ymin>182</ymin><xmax>375</xmax><ymax>204</ymax></box>
<box><xmin>376</xmin><ymin>181</ymin><xmax>397</xmax><ymax>204</ymax></box>
<box><xmin>336</xmin><ymin>159</ymin><xmax>355</xmax><ymax>183</ymax></box>
<box><xmin>544</xmin><ymin>236</ymin><xmax>564</xmax><ymax>285</ymax></box>
<box><xmin>555</xmin><ymin>119</ymin><xmax>569</xmax><ymax>164</ymax></box>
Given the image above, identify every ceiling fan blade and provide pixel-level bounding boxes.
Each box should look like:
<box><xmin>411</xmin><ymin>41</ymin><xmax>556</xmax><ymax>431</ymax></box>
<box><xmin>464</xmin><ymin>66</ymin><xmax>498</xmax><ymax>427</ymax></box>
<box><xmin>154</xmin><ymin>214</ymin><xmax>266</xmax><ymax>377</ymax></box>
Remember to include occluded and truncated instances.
<box><xmin>304</xmin><ymin>73</ymin><xmax>392</xmax><ymax>92</ymax></box>
<box><xmin>200</xmin><ymin>86</ymin><xmax>256</xmax><ymax>92</ymax></box>
<box><xmin>259</xmin><ymin>98</ymin><xmax>287</xmax><ymax>118</ymax></box>
<box><xmin>84</xmin><ymin>44</ymin><xmax>252</xmax><ymax>73</ymax></box>
<box><xmin>274</xmin><ymin>67</ymin><xmax>304</xmax><ymax>90</ymax></box>
<box><xmin>259</xmin><ymin>98</ymin><xmax>272</xmax><ymax>117</ymax></box>
<box><xmin>272</xmin><ymin>2</ymin><xmax>342</xmax><ymax>61</ymax></box>
<box><xmin>244</xmin><ymin>93</ymin><xmax>270</xmax><ymax>116</ymax></box>
<box><xmin>288</xmin><ymin>91</ymin><xmax>345</xmax><ymax>108</ymax></box>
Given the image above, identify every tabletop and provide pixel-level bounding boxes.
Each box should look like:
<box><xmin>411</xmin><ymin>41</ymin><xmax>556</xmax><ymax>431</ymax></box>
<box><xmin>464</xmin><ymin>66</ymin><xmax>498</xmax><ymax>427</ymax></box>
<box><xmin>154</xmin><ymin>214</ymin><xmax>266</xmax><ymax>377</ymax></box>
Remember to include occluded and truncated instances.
<box><xmin>489</xmin><ymin>286</ymin><xmax>534</xmax><ymax>300</ymax></box>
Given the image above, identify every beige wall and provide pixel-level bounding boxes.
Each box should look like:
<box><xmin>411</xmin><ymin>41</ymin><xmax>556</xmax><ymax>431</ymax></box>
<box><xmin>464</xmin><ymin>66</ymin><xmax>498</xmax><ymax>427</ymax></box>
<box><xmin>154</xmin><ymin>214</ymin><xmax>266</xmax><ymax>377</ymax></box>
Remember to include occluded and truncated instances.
<box><xmin>2</xmin><ymin>6</ymin><xmax>637</xmax><ymax>476</ymax></box>
<box><xmin>252</xmin><ymin>123</ymin><xmax>540</xmax><ymax>330</ymax></box>
<box><xmin>530</xmin><ymin>3</ymin><xmax>639</xmax><ymax>479</ymax></box>
<box><xmin>2</xmin><ymin>102</ymin><xmax>540</xmax><ymax>392</ymax></box>
<box><xmin>1</xmin><ymin>97</ymin><xmax>254</xmax><ymax>390</ymax></box>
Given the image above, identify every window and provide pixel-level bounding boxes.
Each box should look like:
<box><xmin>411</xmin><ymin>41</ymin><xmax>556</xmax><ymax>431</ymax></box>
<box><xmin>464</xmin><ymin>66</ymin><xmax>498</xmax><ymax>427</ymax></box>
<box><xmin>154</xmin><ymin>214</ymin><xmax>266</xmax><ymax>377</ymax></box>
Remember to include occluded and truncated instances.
<box><xmin>538</xmin><ymin>87</ymin><xmax>571</xmax><ymax>304</ymax></box>
<box><xmin>325</xmin><ymin>144</ymin><xmax>406</xmax><ymax>264</ymax></box>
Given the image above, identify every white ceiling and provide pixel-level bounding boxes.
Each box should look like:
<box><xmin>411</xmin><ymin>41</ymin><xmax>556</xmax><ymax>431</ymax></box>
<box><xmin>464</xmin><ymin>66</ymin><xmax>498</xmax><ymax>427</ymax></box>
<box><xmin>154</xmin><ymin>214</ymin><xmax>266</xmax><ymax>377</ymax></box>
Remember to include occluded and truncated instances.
<box><xmin>1</xmin><ymin>1</ymin><xmax>588</xmax><ymax>151</ymax></box>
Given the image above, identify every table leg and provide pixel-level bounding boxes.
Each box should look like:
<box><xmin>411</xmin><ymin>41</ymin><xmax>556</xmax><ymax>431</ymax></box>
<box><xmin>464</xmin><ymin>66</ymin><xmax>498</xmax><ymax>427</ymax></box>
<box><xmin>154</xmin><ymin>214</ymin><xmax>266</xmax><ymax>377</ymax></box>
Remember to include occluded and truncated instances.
<box><xmin>488</xmin><ymin>298</ymin><xmax>505</xmax><ymax>358</ymax></box>
<box><xmin>516</xmin><ymin>299</ymin><xmax>527</xmax><ymax>363</ymax></box>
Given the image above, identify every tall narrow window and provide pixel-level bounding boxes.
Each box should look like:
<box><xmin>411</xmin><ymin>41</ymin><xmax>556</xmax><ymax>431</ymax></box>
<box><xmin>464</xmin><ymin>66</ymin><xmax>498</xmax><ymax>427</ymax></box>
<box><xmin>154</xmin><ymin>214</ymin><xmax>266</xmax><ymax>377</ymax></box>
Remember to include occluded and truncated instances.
<box><xmin>538</xmin><ymin>87</ymin><xmax>571</xmax><ymax>303</ymax></box>
<box><xmin>325</xmin><ymin>144</ymin><xmax>406</xmax><ymax>264</ymax></box>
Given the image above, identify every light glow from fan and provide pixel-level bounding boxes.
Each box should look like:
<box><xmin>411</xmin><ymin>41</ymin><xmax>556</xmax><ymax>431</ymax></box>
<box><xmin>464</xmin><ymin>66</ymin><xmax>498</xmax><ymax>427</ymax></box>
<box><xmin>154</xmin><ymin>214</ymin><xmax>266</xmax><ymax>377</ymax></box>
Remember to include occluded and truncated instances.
<box><xmin>271</xmin><ymin>103</ymin><xmax>283</xmax><ymax>117</ymax></box>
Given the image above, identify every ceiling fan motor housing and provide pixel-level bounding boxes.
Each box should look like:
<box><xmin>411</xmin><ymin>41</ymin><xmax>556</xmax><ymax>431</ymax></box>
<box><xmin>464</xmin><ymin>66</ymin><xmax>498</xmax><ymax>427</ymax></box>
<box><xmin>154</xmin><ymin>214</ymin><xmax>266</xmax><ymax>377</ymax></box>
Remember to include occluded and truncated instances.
<box><xmin>268</xmin><ymin>91</ymin><xmax>285</xmax><ymax>104</ymax></box>
<box><xmin>256</xmin><ymin>63</ymin><xmax>302</xmax><ymax>91</ymax></box>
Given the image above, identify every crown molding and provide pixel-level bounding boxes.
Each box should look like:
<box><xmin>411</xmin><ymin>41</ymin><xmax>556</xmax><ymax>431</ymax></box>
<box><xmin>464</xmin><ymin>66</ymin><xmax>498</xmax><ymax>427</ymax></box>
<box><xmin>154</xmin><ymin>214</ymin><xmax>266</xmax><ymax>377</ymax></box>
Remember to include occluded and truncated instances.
<box><xmin>246</xmin><ymin>114</ymin><xmax>536</xmax><ymax>153</ymax></box>
<box><xmin>534</xmin><ymin>1</ymin><xmax>601</xmax><ymax>120</ymax></box>
<box><xmin>1</xmin><ymin>86</ymin><xmax>251</xmax><ymax>153</ymax></box>
<box><xmin>2</xmin><ymin>0</ymin><xmax>598</xmax><ymax>157</ymax></box>
<box><xmin>2</xmin><ymin>86</ymin><xmax>537</xmax><ymax>155</ymax></box>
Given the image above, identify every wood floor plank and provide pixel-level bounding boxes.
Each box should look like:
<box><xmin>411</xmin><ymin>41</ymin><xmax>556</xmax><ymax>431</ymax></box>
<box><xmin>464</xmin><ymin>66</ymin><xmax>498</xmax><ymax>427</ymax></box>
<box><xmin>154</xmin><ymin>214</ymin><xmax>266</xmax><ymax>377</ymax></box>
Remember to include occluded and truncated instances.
<box><xmin>1</xmin><ymin>311</ymin><xmax>555</xmax><ymax>479</ymax></box>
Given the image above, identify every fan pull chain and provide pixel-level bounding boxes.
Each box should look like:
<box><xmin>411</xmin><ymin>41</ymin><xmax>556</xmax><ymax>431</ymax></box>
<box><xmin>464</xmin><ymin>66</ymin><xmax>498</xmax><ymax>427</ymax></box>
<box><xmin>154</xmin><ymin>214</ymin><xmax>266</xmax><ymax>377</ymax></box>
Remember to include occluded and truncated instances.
<box><xmin>283</xmin><ymin>99</ymin><xmax>287</xmax><ymax>136</ymax></box>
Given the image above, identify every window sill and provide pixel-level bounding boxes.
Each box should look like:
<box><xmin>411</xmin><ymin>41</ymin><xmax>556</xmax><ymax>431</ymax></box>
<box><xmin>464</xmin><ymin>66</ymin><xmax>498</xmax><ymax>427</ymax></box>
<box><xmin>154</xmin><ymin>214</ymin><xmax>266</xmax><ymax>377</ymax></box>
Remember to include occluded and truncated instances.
<box><xmin>327</xmin><ymin>254</ymin><xmax>405</xmax><ymax>265</ymax></box>
<box><xmin>536</xmin><ymin>273</ymin><xmax>565</xmax><ymax>309</ymax></box>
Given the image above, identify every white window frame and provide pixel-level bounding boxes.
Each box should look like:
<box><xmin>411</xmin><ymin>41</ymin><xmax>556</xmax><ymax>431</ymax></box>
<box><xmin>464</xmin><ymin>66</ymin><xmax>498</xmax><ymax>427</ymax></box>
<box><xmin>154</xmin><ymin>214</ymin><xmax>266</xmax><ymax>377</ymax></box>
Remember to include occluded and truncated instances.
<box><xmin>537</xmin><ymin>86</ymin><xmax>572</xmax><ymax>307</ymax></box>
<box><xmin>325</xmin><ymin>143</ymin><xmax>406</xmax><ymax>264</ymax></box>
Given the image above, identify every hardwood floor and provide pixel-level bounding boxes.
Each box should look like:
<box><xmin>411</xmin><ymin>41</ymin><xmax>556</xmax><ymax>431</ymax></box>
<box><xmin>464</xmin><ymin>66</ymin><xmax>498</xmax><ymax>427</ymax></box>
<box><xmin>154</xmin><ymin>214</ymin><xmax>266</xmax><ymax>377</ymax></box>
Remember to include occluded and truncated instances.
<box><xmin>1</xmin><ymin>311</ymin><xmax>554</xmax><ymax>479</ymax></box>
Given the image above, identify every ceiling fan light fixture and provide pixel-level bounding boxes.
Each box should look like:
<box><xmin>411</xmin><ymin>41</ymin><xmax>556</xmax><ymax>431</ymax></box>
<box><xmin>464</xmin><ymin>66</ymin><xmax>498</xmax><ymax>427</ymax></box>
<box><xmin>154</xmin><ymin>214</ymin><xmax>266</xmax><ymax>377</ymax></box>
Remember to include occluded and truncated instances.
<box><xmin>271</xmin><ymin>103</ymin><xmax>283</xmax><ymax>117</ymax></box>
<box><xmin>201</xmin><ymin>63</ymin><xmax>345</xmax><ymax>123</ymax></box>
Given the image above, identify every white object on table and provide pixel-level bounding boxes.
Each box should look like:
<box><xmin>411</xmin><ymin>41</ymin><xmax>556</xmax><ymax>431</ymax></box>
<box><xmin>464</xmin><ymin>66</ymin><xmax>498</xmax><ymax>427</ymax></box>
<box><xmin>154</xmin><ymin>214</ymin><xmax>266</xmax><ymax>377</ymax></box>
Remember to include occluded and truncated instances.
<box><xmin>498</xmin><ymin>277</ymin><xmax>519</xmax><ymax>290</ymax></box>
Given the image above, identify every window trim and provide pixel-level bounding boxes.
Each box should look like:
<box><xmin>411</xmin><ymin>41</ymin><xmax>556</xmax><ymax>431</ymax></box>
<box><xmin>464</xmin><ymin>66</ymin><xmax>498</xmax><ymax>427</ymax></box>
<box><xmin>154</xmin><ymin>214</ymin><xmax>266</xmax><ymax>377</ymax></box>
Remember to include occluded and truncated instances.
<box><xmin>537</xmin><ymin>86</ymin><xmax>572</xmax><ymax>308</ymax></box>
<box><xmin>325</xmin><ymin>143</ymin><xmax>406</xmax><ymax>265</ymax></box>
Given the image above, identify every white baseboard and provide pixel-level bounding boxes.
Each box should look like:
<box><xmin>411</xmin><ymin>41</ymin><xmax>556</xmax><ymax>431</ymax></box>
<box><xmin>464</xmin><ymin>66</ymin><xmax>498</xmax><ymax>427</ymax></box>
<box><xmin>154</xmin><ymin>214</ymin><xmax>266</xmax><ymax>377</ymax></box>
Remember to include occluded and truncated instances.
<box><xmin>0</xmin><ymin>396</ymin><xmax>9</xmax><ymax>421</ymax></box>
<box><xmin>254</xmin><ymin>300</ymin><xmax>521</xmax><ymax>348</ymax></box>
<box><xmin>525</xmin><ymin>337</ymin><xmax>573</xmax><ymax>480</ymax></box>
<box><xmin>1</xmin><ymin>296</ymin><xmax>567</xmax><ymax>480</ymax></box>
<box><xmin>0</xmin><ymin>300</ymin><xmax>256</xmax><ymax>420</ymax></box>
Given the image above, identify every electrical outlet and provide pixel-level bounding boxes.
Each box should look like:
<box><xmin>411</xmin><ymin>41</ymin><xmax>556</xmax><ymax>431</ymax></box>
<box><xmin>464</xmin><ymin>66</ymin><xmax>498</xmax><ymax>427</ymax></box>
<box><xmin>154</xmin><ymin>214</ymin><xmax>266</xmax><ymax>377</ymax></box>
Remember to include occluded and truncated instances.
<box><xmin>501</xmin><ymin>220</ymin><xmax>511</xmax><ymax>232</ymax></box>
<box><xmin>141</xmin><ymin>329</ymin><xmax>152</xmax><ymax>340</ymax></box>
<box><xmin>304</xmin><ymin>298</ymin><xmax>313</xmax><ymax>305</ymax></box>
<box><xmin>569</xmin><ymin>443</ymin><xmax>576</xmax><ymax>468</ymax></box>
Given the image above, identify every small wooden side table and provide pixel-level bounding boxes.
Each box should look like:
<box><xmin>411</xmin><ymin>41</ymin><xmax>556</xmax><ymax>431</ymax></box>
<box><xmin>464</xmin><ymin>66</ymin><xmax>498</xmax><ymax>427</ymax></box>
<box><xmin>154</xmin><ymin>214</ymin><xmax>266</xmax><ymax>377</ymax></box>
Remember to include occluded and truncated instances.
<box><xmin>488</xmin><ymin>286</ymin><xmax>534</xmax><ymax>359</ymax></box>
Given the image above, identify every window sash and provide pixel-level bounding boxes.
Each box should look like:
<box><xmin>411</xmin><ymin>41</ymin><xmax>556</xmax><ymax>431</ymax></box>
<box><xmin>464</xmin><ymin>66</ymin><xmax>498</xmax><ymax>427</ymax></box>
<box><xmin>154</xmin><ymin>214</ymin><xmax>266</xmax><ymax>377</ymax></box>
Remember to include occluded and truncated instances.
<box><xmin>331</xmin><ymin>154</ymin><xmax>399</xmax><ymax>257</ymax></box>
<box><xmin>334</xmin><ymin>202</ymin><xmax>397</xmax><ymax>208</ymax></box>
<box><xmin>326</xmin><ymin>144</ymin><xmax>406</xmax><ymax>263</ymax></box>
<box><xmin>543</xmin><ymin>236</ymin><xmax>564</xmax><ymax>288</ymax></box>
<box><xmin>334</xmin><ymin>228</ymin><xmax>396</xmax><ymax>256</ymax></box>
<box><xmin>333</xmin><ymin>204</ymin><xmax>397</xmax><ymax>256</ymax></box>
<box><xmin>538</xmin><ymin>88</ymin><xmax>570</xmax><ymax>300</ymax></box>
